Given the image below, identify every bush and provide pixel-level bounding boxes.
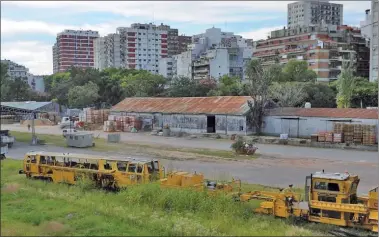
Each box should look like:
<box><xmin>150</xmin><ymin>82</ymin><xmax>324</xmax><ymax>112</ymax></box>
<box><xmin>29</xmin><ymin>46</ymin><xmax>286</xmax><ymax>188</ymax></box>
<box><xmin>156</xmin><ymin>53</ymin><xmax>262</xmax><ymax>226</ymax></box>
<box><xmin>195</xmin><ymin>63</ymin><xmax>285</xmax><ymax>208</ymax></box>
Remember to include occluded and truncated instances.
<box><xmin>231</xmin><ymin>136</ymin><xmax>245</xmax><ymax>153</ymax></box>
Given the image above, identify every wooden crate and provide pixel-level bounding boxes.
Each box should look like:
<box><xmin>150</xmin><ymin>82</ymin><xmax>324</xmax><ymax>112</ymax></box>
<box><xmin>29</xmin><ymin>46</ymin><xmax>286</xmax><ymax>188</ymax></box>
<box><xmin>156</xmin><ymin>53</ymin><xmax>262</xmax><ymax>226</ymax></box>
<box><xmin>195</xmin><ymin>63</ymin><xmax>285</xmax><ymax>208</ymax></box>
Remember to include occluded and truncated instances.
<box><xmin>333</xmin><ymin>133</ymin><xmax>343</xmax><ymax>143</ymax></box>
<box><xmin>333</xmin><ymin>123</ymin><xmax>344</xmax><ymax>134</ymax></box>
<box><xmin>325</xmin><ymin>132</ymin><xmax>333</xmax><ymax>142</ymax></box>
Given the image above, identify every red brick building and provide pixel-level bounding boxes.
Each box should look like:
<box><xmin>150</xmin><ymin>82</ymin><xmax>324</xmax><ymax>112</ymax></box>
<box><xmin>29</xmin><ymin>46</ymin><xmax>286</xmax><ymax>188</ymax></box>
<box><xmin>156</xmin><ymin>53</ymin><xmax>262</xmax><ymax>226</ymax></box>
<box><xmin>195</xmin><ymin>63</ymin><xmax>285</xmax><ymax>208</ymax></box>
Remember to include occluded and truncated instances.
<box><xmin>53</xmin><ymin>30</ymin><xmax>99</xmax><ymax>73</ymax></box>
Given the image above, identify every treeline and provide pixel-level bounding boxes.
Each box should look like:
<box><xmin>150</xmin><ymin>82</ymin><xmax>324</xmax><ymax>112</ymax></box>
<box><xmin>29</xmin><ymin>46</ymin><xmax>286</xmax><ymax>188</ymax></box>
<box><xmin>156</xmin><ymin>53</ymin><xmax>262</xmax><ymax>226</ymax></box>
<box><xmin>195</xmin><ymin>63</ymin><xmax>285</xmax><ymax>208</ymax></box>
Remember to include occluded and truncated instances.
<box><xmin>1</xmin><ymin>60</ymin><xmax>377</xmax><ymax>109</ymax></box>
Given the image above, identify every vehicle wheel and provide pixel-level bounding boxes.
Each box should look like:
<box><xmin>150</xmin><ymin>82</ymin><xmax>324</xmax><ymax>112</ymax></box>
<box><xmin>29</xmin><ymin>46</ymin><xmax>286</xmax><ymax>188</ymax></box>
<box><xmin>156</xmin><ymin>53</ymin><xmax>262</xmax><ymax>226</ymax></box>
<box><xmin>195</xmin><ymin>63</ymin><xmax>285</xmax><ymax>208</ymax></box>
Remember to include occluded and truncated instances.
<box><xmin>0</xmin><ymin>154</ymin><xmax>5</xmax><ymax>160</ymax></box>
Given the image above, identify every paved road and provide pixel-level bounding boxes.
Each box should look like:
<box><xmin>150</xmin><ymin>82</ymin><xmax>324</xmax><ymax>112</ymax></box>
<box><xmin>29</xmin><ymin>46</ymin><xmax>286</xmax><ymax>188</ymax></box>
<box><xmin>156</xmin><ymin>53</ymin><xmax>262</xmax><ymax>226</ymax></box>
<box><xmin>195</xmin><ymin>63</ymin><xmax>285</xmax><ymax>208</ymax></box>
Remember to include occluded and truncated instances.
<box><xmin>4</xmin><ymin>124</ymin><xmax>378</xmax><ymax>163</ymax></box>
<box><xmin>6</xmin><ymin>141</ymin><xmax>378</xmax><ymax>194</ymax></box>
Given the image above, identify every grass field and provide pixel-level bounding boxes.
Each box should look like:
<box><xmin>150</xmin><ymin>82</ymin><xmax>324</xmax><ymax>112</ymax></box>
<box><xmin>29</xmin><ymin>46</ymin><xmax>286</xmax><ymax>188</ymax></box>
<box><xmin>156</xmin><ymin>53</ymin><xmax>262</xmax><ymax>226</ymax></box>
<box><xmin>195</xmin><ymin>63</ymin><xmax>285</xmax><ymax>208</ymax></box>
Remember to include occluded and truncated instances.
<box><xmin>10</xmin><ymin>131</ymin><xmax>258</xmax><ymax>161</ymax></box>
<box><xmin>1</xmin><ymin>159</ymin><xmax>332</xmax><ymax>236</ymax></box>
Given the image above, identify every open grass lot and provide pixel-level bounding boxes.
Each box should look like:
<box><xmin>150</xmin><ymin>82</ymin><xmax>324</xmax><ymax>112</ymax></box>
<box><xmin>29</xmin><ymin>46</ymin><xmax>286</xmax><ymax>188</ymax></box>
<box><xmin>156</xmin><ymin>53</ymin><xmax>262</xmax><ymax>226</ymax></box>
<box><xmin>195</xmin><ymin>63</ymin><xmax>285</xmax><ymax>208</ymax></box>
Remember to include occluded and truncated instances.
<box><xmin>1</xmin><ymin>159</ymin><xmax>335</xmax><ymax>236</ymax></box>
<box><xmin>11</xmin><ymin>131</ymin><xmax>258</xmax><ymax>161</ymax></box>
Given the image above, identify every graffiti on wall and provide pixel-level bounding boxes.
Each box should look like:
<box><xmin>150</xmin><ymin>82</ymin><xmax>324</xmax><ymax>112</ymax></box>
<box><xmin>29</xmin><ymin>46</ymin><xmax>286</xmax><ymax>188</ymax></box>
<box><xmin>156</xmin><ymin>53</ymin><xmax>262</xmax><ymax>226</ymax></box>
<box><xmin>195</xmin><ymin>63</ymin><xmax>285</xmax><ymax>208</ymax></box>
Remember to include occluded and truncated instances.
<box><xmin>163</xmin><ymin>115</ymin><xmax>206</xmax><ymax>130</ymax></box>
<box><xmin>216</xmin><ymin>115</ymin><xmax>245</xmax><ymax>132</ymax></box>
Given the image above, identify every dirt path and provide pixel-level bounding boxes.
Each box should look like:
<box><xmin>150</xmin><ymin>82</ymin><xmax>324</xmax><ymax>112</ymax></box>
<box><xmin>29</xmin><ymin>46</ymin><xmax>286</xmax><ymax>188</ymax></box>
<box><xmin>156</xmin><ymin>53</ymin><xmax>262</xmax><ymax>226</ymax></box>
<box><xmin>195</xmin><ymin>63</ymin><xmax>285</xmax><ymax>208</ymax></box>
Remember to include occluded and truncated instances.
<box><xmin>4</xmin><ymin>124</ymin><xmax>378</xmax><ymax>164</ymax></box>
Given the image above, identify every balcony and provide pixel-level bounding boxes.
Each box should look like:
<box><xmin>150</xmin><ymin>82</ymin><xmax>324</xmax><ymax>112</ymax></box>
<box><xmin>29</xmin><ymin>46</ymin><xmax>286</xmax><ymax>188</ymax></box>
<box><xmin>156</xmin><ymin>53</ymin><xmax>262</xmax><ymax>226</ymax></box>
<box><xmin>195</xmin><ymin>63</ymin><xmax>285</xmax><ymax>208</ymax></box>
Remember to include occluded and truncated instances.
<box><xmin>193</xmin><ymin>68</ymin><xmax>209</xmax><ymax>74</ymax></box>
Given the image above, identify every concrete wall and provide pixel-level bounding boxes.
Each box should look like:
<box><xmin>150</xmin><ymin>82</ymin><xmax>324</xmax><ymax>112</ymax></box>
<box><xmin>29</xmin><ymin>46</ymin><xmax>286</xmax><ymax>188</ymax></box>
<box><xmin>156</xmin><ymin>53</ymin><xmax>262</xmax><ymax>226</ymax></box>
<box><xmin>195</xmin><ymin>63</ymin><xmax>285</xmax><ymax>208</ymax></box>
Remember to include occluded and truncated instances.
<box><xmin>110</xmin><ymin>111</ymin><xmax>248</xmax><ymax>135</ymax></box>
<box><xmin>262</xmin><ymin>116</ymin><xmax>378</xmax><ymax>140</ymax></box>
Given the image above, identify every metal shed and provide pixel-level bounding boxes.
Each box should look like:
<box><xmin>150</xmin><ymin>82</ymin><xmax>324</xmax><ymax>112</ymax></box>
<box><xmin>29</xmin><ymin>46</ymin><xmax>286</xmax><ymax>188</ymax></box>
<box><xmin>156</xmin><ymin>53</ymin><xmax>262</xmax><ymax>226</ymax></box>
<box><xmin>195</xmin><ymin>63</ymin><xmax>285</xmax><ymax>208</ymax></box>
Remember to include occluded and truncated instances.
<box><xmin>66</xmin><ymin>132</ymin><xmax>95</xmax><ymax>148</ymax></box>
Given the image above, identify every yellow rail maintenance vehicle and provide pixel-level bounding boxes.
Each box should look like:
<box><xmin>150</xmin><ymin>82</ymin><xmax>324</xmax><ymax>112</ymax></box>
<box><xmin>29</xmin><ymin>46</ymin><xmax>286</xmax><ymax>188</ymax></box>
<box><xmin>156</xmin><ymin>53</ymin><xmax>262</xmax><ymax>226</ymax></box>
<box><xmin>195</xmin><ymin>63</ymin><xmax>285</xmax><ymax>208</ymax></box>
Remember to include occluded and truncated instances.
<box><xmin>160</xmin><ymin>171</ymin><xmax>241</xmax><ymax>196</ymax></box>
<box><xmin>19</xmin><ymin>151</ymin><xmax>164</xmax><ymax>190</ymax></box>
<box><xmin>239</xmin><ymin>171</ymin><xmax>378</xmax><ymax>233</ymax></box>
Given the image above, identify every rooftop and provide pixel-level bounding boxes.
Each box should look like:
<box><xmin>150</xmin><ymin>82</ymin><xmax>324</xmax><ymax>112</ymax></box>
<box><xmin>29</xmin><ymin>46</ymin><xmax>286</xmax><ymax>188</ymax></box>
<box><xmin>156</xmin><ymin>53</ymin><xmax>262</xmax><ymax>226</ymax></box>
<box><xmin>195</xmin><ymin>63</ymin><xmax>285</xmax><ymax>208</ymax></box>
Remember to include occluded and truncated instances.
<box><xmin>112</xmin><ymin>96</ymin><xmax>253</xmax><ymax>115</ymax></box>
<box><xmin>312</xmin><ymin>171</ymin><xmax>350</xmax><ymax>181</ymax></box>
<box><xmin>267</xmin><ymin>107</ymin><xmax>378</xmax><ymax>119</ymax></box>
<box><xmin>1</xmin><ymin>101</ymin><xmax>52</xmax><ymax>112</ymax></box>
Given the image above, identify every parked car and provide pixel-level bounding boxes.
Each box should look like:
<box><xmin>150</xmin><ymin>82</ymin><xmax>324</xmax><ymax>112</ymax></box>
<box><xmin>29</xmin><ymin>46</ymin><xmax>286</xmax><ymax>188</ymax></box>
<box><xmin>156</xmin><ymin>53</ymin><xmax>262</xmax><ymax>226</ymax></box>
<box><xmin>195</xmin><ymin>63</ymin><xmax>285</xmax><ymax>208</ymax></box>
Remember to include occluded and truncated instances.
<box><xmin>62</xmin><ymin>128</ymin><xmax>78</xmax><ymax>138</ymax></box>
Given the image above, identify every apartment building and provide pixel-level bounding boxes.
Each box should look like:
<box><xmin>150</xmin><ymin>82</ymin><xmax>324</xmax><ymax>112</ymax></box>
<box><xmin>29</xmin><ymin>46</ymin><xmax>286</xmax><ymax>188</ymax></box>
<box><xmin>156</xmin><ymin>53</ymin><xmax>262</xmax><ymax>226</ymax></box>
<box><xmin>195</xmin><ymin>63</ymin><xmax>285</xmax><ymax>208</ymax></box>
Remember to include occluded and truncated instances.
<box><xmin>360</xmin><ymin>0</ymin><xmax>379</xmax><ymax>82</ymax></box>
<box><xmin>287</xmin><ymin>1</ymin><xmax>343</xmax><ymax>29</ymax></box>
<box><xmin>52</xmin><ymin>30</ymin><xmax>100</xmax><ymax>73</ymax></box>
<box><xmin>93</xmin><ymin>23</ymin><xmax>190</xmax><ymax>73</ymax></box>
<box><xmin>156</xmin><ymin>24</ymin><xmax>192</xmax><ymax>56</ymax></box>
<box><xmin>1</xmin><ymin>59</ymin><xmax>45</xmax><ymax>92</ymax></box>
<box><xmin>94</xmin><ymin>33</ymin><xmax>122</xmax><ymax>71</ymax></box>
<box><xmin>159</xmin><ymin>27</ymin><xmax>253</xmax><ymax>81</ymax></box>
<box><xmin>253</xmin><ymin>25</ymin><xmax>369</xmax><ymax>82</ymax></box>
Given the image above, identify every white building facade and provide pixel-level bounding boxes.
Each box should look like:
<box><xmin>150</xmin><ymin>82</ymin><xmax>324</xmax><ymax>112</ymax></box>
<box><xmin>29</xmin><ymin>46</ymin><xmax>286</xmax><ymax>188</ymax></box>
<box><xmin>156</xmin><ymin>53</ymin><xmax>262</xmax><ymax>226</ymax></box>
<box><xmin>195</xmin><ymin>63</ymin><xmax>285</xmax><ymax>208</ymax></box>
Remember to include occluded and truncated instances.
<box><xmin>1</xmin><ymin>59</ymin><xmax>45</xmax><ymax>92</ymax></box>
<box><xmin>287</xmin><ymin>1</ymin><xmax>343</xmax><ymax>29</ymax></box>
<box><xmin>94</xmin><ymin>33</ymin><xmax>122</xmax><ymax>71</ymax></box>
<box><xmin>360</xmin><ymin>0</ymin><xmax>379</xmax><ymax>82</ymax></box>
<box><xmin>159</xmin><ymin>27</ymin><xmax>253</xmax><ymax>81</ymax></box>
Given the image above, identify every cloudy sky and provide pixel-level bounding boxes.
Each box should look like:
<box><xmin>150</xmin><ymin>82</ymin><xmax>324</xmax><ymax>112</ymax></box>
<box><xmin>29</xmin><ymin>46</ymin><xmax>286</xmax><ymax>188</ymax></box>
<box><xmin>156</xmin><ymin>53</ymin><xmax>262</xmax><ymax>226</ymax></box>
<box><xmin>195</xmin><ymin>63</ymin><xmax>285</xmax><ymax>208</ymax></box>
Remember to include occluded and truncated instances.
<box><xmin>1</xmin><ymin>1</ymin><xmax>371</xmax><ymax>75</ymax></box>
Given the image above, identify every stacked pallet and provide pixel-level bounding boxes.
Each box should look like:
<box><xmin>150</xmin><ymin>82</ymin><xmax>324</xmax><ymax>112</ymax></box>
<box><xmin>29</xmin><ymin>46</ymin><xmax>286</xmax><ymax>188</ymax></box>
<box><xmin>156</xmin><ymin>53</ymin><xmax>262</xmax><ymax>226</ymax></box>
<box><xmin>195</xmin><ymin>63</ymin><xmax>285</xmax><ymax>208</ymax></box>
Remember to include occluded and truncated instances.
<box><xmin>343</xmin><ymin>124</ymin><xmax>354</xmax><ymax>143</ymax></box>
<box><xmin>317</xmin><ymin>132</ymin><xmax>327</xmax><ymax>142</ymax></box>
<box><xmin>362</xmin><ymin>125</ymin><xmax>376</xmax><ymax>145</ymax></box>
<box><xmin>333</xmin><ymin>123</ymin><xmax>344</xmax><ymax>134</ymax></box>
<box><xmin>85</xmin><ymin>108</ymin><xmax>110</xmax><ymax>124</ymax></box>
<box><xmin>325</xmin><ymin>132</ymin><xmax>333</xmax><ymax>142</ymax></box>
<box><xmin>103</xmin><ymin>121</ymin><xmax>115</xmax><ymax>132</ymax></box>
<box><xmin>353</xmin><ymin>124</ymin><xmax>363</xmax><ymax>144</ymax></box>
<box><xmin>105</xmin><ymin>115</ymin><xmax>142</xmax><ymax>132</ymax></box>
<box><xmin>333</xmin><ymin>133</ymin><xmax>343</xmax><ymax>143</ymax></box>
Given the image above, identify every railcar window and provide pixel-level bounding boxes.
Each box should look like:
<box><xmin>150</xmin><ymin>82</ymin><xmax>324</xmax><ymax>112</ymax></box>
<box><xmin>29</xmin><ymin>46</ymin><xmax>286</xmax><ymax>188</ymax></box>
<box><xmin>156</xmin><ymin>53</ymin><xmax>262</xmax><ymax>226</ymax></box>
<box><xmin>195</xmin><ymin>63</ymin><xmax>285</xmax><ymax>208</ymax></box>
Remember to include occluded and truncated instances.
<box><xmin>128</xmin><ymin>164</ymin><xmax>136</xmax><ymax>172</ymax></box>
<box><xmin>314</xmin><ymin>182</ymin><xmax>327</xmax><ymax>190</ymax></box>
<box><xmin>327</xmin><ymin>183</ymin><xmax>340</xmax><ymax>192</ymax></box>
<box><xmin>117</xmin><ymin>162</ymin><xmax>127</xmax><ymax>172</ymax></box>
<box><xmin>104</xmin><ymin>162</ymin><xmax>112</xmax><ymax>170</ymax></box>
<box><xmin>90</xmin><ymin>163</ymin><xmax>98</xmax><ymax>170</ymax></box>
<box><xmin>137</xmin><ymin>164</ymin><xmax>143</xmax><ymax>173</ymax></box>
<box><xmin>31</xmin><ymin>156</ymin><xmax>37</xmax><ymax>163</ymax></box>
<box><xmin>40</xmin><ymin>156</ymin><xmax>47</xmax><ymax>164</ymax></box>
<box><xmin>147</xmin><ymin>162</ymin><xmax>154</xmax><ymax>173</ymax></box>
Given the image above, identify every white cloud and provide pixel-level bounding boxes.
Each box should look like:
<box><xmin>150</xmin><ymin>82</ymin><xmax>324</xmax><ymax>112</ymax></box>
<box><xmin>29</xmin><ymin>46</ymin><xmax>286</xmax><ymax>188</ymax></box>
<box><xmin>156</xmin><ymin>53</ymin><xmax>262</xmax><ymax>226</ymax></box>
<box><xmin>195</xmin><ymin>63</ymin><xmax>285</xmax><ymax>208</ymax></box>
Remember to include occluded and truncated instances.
<box><xmin>238</xmin><ymin>26</ymin><xmax>284</xmax><ymax>41</ymax></box>
<box><xmin>2</xmin><ymin>1</ymin><xmax>286</xmax><ymax>24</ymax></box>
<box><xmin>1</xmin><ymin>41</ymin><xmax>53</xmax><ymax>75</ymax></box>
<box><xmin>1</xmin><ymin>18</ymin><xmax>132</xmax><ymax>37</ymax></box>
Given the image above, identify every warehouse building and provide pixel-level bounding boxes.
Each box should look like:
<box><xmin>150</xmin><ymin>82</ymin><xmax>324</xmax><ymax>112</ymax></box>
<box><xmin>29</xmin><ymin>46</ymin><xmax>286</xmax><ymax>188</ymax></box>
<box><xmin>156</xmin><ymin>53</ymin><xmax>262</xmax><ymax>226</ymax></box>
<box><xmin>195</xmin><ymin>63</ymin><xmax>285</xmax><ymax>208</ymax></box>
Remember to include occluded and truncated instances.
<box><xmin>263</xmin><ymin>107</ymin><xmax>378</xmax><ymax>139</ymax></box>
<box><xmin>111</xmin><ymin>96</ymin><xmax>254</xmax><ymax>135</ymax></box>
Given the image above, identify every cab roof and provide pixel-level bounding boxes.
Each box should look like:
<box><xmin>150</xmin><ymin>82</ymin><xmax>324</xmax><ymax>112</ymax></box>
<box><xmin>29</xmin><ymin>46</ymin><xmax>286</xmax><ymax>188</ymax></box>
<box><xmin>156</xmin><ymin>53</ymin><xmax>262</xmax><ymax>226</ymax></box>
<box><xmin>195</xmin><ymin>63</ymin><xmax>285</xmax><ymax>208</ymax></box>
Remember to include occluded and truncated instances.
<box><xmin>312</xmin><ymin>171</ymin><xmax>356</xmax><ymax>181</ymax></box>
<box><xmin>25</xmin><ymin>151</ymin><xmax>157</xmax><ymax>164</ymax></box>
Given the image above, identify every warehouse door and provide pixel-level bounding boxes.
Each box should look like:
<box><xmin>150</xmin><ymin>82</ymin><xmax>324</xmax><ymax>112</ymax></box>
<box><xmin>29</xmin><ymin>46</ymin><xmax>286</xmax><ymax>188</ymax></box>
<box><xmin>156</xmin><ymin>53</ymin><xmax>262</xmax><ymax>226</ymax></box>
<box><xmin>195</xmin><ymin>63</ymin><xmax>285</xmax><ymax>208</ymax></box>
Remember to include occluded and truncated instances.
<box><xmin>207</xmin><ymin>116</ymin><xmax>216</xmax><ymax>133</ymax></box>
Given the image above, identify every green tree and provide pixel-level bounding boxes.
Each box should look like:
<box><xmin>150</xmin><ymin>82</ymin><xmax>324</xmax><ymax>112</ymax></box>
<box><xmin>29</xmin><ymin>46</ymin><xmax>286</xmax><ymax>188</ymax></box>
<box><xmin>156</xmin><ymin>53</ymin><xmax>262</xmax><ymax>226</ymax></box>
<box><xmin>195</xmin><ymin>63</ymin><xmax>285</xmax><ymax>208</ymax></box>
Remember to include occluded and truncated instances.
<box><xmin>351</xmin><ymin>77</ymin><xmax>378</xmax><ymax>108</ymax></box>
<box><xmin>167</xmin><ymin>76</ymin><xmax>199</xmax><ymax>97</ymax></box>
<box><xmin>336</xmin><ymin>58</ymin><xmax>356</xmax><ymax>108</ymax></box>
<box><xmin>303</xmin><ymin>83</ymin><xmax>337</xmax><ymax>108</ymax></box>
<box><xmin>207</xmin><ymin>75</ymin><xmax>242</xmax><ymax>96</ymax></box>
<box><xmin>11</xmin><ymin>77</ymin><xmax>32</xmax><ymax>101</ymax></box>
<box><xmin>68</xmin><ymin>81</ymin><xmax>99</xmax><ymax>108</ymax></box>
<box><xmin>1</xmin><ymin>63</ymin><xmax>11</xmax><ymax>101</ymax></box>
<box><xmin>282</xmin><ymin>60</ymin><xmax>317</xmax><ymax>82</ymax></box>
<box><xmin>121</xmin><ymin>71</ymin><xmax>167</xmax><ymax>97</ymax></box>
<box><xmin>245</xmin><ymin>59</ymin><xmax>281</xmax><ymax>133</ymax></box>
<box><xmin>269</xmin><ymin>82</ymin><xmax>307</xmax><ymax>107</ymax></box>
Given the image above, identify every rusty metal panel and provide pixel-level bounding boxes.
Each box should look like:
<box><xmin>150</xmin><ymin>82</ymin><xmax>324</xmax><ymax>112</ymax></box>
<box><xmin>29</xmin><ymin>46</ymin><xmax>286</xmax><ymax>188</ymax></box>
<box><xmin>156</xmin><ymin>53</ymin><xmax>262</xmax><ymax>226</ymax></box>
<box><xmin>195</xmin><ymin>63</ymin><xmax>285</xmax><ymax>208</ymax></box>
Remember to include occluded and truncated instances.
<box><xmin>267</xmin><ymin>108</ymin><xmax>378</xmax><ymax>119</ymax></box>
<box><xmin>111</xmin><ymin>96</ymin><xmax>253</xmax><ymax>115</ymax></box>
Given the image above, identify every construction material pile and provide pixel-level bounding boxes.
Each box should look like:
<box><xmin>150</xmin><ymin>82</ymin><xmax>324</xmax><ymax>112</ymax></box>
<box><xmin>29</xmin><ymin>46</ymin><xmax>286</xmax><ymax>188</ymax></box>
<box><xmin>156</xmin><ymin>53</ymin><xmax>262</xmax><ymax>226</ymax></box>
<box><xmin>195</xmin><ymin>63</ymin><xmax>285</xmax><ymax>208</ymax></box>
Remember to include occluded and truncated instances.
<box><xmin>316</xmin><ymin>123</ymin><xmax>377</xmax><ymax>145</ymax></box>
<box><xmin>103</xmin><ymin>115</ymin><xmax>142</xmax><ymax>132</ymax></box>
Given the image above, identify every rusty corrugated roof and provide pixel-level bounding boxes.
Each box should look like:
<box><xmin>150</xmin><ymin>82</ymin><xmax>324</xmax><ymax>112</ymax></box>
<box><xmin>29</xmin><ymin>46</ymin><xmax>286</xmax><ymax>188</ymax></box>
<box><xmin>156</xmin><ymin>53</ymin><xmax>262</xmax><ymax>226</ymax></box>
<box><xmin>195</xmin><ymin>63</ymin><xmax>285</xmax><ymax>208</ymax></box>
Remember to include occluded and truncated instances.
<box><xmin>267</xmin><ymin>108</ymin><xmax>378</xmax><ymax>119</ymax></box>
<box><xmin>111</xmin><ymin>96</ymin><xmax>253</xmax><ymax>115</ymax></box>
